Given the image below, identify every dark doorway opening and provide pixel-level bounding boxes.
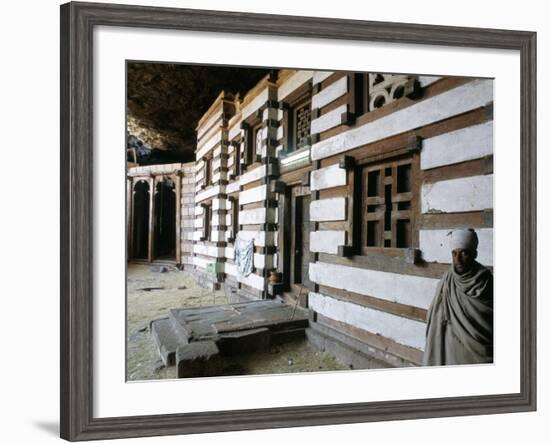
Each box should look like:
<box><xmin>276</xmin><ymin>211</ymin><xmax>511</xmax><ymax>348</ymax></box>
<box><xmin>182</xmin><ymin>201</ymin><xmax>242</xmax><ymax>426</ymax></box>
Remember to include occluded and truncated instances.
<box><xmin>154</xmin><ymin>179</ymin><xmax>176</xmax><ymax>261</ymax></box>
<box><xmin>292</xmin><ymin>192</ymin><xmax>311</xmax><ymax>288</ymax></box>
<box><xmin>279</xmin><ymin>184</ymin><xmax>311</xmax><ymax>306</ymax></box>
<box><xmin>132</xmin><ymin>180</ymin><xmax>150</xmax><ymax>260</ymax></box>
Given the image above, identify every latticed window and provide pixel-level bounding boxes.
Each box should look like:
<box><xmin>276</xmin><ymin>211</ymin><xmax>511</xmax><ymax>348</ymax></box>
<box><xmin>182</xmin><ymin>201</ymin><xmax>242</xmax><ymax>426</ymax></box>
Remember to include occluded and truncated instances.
<box><xmin>361</xmin><ymin>156</ymin><xmax>414</xmax><ymax>252</ymax></box>
<box><xmin>292</xmin><ymin>99</ymin><xmax>311</xmax><ymax>149</ymax></box>
<box><xmin>290</xmin><ymin>99</ymin><xmax>311</xmax><ymax>149</ymax></box>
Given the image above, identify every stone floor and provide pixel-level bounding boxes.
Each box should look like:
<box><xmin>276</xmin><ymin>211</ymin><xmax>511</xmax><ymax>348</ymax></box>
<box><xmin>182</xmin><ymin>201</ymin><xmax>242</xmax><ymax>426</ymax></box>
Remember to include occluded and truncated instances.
<box><xmin>127</xmin><ymin>264</ymin><xmax>348</xmax><ymax>381</ymax></box>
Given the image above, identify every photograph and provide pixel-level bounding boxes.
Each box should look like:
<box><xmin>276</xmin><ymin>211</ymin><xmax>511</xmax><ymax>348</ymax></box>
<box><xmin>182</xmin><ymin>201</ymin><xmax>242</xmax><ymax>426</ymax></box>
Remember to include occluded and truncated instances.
<box><xmin>125</xmin><ymin>63</ymin><xmax>494</xmax><ymax>381</ymax></box>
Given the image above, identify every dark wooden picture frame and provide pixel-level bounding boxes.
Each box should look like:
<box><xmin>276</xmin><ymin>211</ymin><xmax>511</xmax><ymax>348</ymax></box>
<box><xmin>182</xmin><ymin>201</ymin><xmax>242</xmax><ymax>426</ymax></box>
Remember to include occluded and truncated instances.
<box><xmin>60</xmin><ymin>1</ymin><xmax>537</xmax><ymax>440</ymax></box>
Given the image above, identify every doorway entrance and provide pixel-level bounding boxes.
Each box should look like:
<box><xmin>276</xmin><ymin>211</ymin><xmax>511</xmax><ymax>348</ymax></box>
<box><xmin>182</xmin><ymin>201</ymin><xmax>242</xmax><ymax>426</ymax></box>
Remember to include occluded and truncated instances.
<box><xmin>153</xmin><ymin>179</ymin><xmax>177</xmax><ymax>261</ymax></box>
<box><xmin>132</xmin><ymin>180</ymin><xmax>150</xmax><ymax>260</ymax></box>
<box><xmin>279</xmin><ymin>184</ymin><xmax>311</xmax><ymax>305</ymax></box>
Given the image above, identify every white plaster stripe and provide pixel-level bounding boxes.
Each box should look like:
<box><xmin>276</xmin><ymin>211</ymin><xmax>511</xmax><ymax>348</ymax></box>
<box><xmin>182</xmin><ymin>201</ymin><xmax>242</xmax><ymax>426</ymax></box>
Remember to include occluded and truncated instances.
<box><xmin>309</xmin><ymin>292</ymin><xmax>426</xmax><ymax>350</ymax></box>
<box><xmin>239</xmin><ymin>184</ymin><xmax>267</xmax><ymax>205</ymax></box>
<box><xmin>242</xmin><ymin>88</ymin><xmax>269</xmax><ymax>120</ymax></box>
<box><xmin>225</xmin><ymin>262</ymin><xmax>237</xmax><ymax>276</ymax></box>
<box><xmin>239</xmin><ymin>164</ymin><xmax>267</xmax><ymax>186</ymax></box>
<box><xmin>420</xmin><ymin>228</ymin><xmax>493</xmax><ymax>266</ymax></box>
<box><xmin>238</xmin><ymin>272</ymin><xmax>265</xmax><ymax>291</ymax></box>
<box><xmin>418</xmin><ymin>76</ymin><xmax>442</xmax><ymax>88</ymax></box>
<box><xmin>197</xmin><ymin>122</ymin><xmax>222</xmax><ymax>148</ymax></box>
<box><xmin>312</xmin><ymin>76</ymin><xmax>348</xmax><ymax>110</ymax></box>
<box><xmin>228</xmin><ymin>123</ymin><xmax>242</xmax><ymax>141</ymax></box>
<box><xmin>312</xmin><ymin>79</ymin><xmax>493</xmax><ymax>161</ymax></box>
<box><xmin>310</xmin><ymin>163</ymin><xmax>347</xmax><ymax>191</ymax></box>
<box><xmin>196</xmin><ymin>131</ymin><xmax>221</xmax><ymax>160</ymax></box>
<box><xmin>310</xmin><ymin>230</ymin><xmax>346</xmax><ymax>254</ymax></box>
<box><xmin>193</xmin><ymin>244</ymin><xmax>224</xmax><ymax>258</ymax></box>
<box><xmin>276</xmin><ymin>125</ymin><xmax>284</xmax><ymax>141</ymax></box>
<box><xmin>226</xmin><ymin>181</ymin><xmax>240</xmax><ymax>194</ymax></box>
<box><xmin>421</xmin><ymin>120</ymin><xmax>493</xmax><ymax>170</ymax></box>
<box><xmin>195</xmin><ymin>185</ymin><xmax>220</xmax><ymax>203</ymax></box>
<box><xmin>311</xmin><ymin>104</ymin><xmax>348</xmax><ymax>134</ymax></box>
<box><xmin>313</xmin><ymin>71</ymin><xmax>334</xmax><ymax>85</ymax></box>
<box><xmin>278</xmin><ymin>70</ymin><xmax>314</xmax><ymax>101</ymax></box>
<box><xmin>308</xmin><ymin>261</ymin><xmax>439</xmax><ymax>310</ymax></box>
<box><xmin>236</xmin><ymin>230</ymin><xmax>266</xmax><ymax>247</ymax></box>
<box><xmin>310</xmin><ymin>197</ymin><xmax>347</xmax><ymax>221</ymax></box>
<box><xmin>197</xmin><ymin>111</ymin><xmax>222</xmax><ymax>140</ymax></box>
<box><xmin>192</xmin><ymin>256</ymin><xmax>210</xmax><ymax>269</ymax></box>
<box><xmin>239</xmin><ymin>207</ymin><xmax>266</xmax><ymax>224</ymax></box>
<box><xmin>421</xmin><ymin>174</ymin><xmax>493</xmax><ymax>213</ymax></box>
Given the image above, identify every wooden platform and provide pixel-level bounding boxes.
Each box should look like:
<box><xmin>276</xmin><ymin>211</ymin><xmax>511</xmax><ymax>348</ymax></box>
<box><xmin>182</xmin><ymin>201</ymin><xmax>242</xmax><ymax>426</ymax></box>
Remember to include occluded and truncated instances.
<box><xmin>150</xmin><ymin>300</ymin><xmax>309</xmax><ymax>376</ymax></box>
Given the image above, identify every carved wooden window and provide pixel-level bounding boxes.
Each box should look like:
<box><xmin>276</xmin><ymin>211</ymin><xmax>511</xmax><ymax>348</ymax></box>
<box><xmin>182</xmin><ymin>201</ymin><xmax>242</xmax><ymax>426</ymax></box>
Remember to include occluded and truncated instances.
<box><xmin>353</xmin><ymin>73</ymin><xmax>418</xmax><ymax>117</ymax></box>
<box><xmin>290</xmin><ymin>98</ymin><xmax>311</xmax><ymax>151</ymax></box>
<box><xmin>361</xmin><ymin>156</ymin><xmax>415</xmax><ymax>253</ymax></box>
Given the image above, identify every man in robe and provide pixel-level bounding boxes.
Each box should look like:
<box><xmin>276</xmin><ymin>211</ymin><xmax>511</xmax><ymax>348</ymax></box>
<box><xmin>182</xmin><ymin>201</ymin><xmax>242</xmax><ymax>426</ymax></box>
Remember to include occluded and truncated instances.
<box><xmin>423</xmin><ymin>229</ymin><xmax>493</xmax><ymax>366</ymax></box>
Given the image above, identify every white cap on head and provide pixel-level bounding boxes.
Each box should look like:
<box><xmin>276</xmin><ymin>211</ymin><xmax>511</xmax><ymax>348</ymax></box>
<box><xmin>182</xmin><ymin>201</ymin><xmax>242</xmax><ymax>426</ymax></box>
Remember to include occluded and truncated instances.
<box><xmin>448</xmin><ymin>229</ymin><xmax>478</xmax><ymax>251</ymax></box>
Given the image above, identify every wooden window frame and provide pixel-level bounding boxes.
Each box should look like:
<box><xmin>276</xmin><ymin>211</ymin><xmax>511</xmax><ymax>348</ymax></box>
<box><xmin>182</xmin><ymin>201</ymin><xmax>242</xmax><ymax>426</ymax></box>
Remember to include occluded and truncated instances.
<box><xmin>203</xmin><ymin>154</ymin><xmax>212</xmax><ymax>187</ymax></box>
<box><xmin>200</xmin><ymin>202</ymin><xmax>211</xmax><ymax>242</ymax></box>
<box><xmin>280</xmin><ymin>82</ymin><xmax>312</xmax><ymax>154</ymax></box>
<box><xmin>341</xmin><ymin>140</ymin><xmax>421</xmax><ymax>263</ymax></box>
<box><xmin>227</xmin><ymin>196</ymin><xmax>239</xmax><ymax>243</ymax></box>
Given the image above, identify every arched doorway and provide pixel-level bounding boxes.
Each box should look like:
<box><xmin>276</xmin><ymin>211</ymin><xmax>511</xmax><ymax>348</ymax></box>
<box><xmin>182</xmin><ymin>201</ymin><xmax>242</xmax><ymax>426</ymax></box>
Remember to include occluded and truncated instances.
<box><xmin>154</xmin><ymin>178</ymin><xmax>177</xmax><ymax>260</ymax></box>
<box><xmin>132</xmin><ymin>180</ymin><xmax>150</xmax><ymax>260</ymax></box>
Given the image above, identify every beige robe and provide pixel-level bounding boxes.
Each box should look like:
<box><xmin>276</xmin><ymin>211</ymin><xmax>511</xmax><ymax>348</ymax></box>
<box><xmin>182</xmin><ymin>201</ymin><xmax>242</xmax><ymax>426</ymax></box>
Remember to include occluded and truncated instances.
<box><xmin>423</xmin><ymin>262</ymin><xmax>493</xmax><ymax>366</ymax></box>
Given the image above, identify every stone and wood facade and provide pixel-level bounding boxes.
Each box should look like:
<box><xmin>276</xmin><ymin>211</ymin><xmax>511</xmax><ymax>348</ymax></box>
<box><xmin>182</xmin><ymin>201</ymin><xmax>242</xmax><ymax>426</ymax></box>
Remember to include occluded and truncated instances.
<box><xmin>128</xmin><ymin>69</ymin><xmax>494</xmax><ymax>368</ymax></box>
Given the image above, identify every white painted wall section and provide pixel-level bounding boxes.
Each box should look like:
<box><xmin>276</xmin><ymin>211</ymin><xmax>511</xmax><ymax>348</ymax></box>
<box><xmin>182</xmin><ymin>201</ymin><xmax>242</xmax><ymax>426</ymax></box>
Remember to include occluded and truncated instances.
<box><xmin>311</xmin><ymin>104</ymin><xmax>347</xmax><ymax>134</ymax></box>
<box><xmin>312</xmin><ymin>79</ymin><xmax>493</xmax><ymax>160</ymax></box>
<box><xmin>237</xmin><ymin>230</ymin><xmax>266</xmax><ymax>246</ymax></box>
<box><xmin>310</xmin><ymin>230</ymin><xmax>346</xmax><ymax>254</ymax></box>
<box><xmin>239</xmin><ymin>164</ymin><xmax>267</xmax><ymax>186</ymax></box>
<box><xmin>239</xmin><ymin>207</ymin><xmax>266</xmax><ymax>224</ymax></box>
<box><xmin>310</xmin><ymin>163</ymin><xmax>347</xmax><ymax>191</ymax></box>
<box><xmin>308</xmin><ymin>261</ymin><xmax>439</xmax><ymax>309</ymax></box>
<box><xmin>312</xmin><ymin>76</ymin><xmax>348</xmax><ymax>109</ymax></box>
<box><xmin>239</xmin><ymin>184</ymin><xmax>267</xmax><ymax>205</ymax></box>
<box><xmin>421</xmin><ymin>174</ymin><xmax>493</xmax><ymax>213</ymax></box>
<box><xmin>242</xmin><ymin>88</ymin><xmax>269</xmax><ymax>120</ymax></box>
<box><xmin>197</xmin><ymin>111</ymin><xmax>222</xmax><ymax>140</ymax></box>
<box><xmin>228</xmin><ymin>123</ymin><xmax>242</xmax><ymax>141</ymax></box>
<box><xmin>313</xmin><ymin>71</ymin><xmax>334</xmax><ymax>85</ymax></box>
<box><xmin>420</xmin><ymin>228</ymin><xmax>493</xmax><ymax>266</ymax></box>
<box><xmin>309</xmin><ymin>292</ymin><xmax>426</xmax><ymax>350</ymax></box>
<box><xmin>310</xmin><ymin>197</ymin><xmax>347</xmax><ymax>221</ymax></box>
<box><xmin>421</xmin><ymin>120</ymin><xmax>493</xmax><ymax>170</ymax></box>
<box><xmin>278</xmin><ymin>71</ymin><xmax>313</xmax><ymax>101</ymax></box>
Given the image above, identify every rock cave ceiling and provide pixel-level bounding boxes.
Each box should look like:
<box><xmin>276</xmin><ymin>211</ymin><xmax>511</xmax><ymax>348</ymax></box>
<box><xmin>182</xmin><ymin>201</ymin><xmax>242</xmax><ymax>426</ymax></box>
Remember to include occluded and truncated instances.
<box><xmin>127</xmin><ymin>62</ymin><xmax>272</xmax><ymax>163</ymax></box>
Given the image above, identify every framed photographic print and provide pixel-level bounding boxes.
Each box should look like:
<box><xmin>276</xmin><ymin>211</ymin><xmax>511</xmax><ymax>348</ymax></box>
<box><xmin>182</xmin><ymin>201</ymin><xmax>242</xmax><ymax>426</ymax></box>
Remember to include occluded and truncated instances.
<box><xmin>60</xmin><ymin>1</ymin><xmax>537</xmax><ymax>441</ymax></box>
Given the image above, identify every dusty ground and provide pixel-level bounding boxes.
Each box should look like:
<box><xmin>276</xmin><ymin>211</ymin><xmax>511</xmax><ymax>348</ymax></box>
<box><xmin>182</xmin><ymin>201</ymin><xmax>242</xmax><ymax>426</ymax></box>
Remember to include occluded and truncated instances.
<box><xmin>127</xmin><ymin>264</ymin><xmax>347</xmax><ymax>381</ymax></box>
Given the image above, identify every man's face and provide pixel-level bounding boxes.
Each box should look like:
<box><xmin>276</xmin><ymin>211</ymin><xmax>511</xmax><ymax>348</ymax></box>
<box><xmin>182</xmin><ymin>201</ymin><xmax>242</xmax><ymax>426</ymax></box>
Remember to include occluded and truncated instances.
<box><xmin>452</xmin><ymin>248</ymin><xmax>477</xmax><ymax>274</ymax></box>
